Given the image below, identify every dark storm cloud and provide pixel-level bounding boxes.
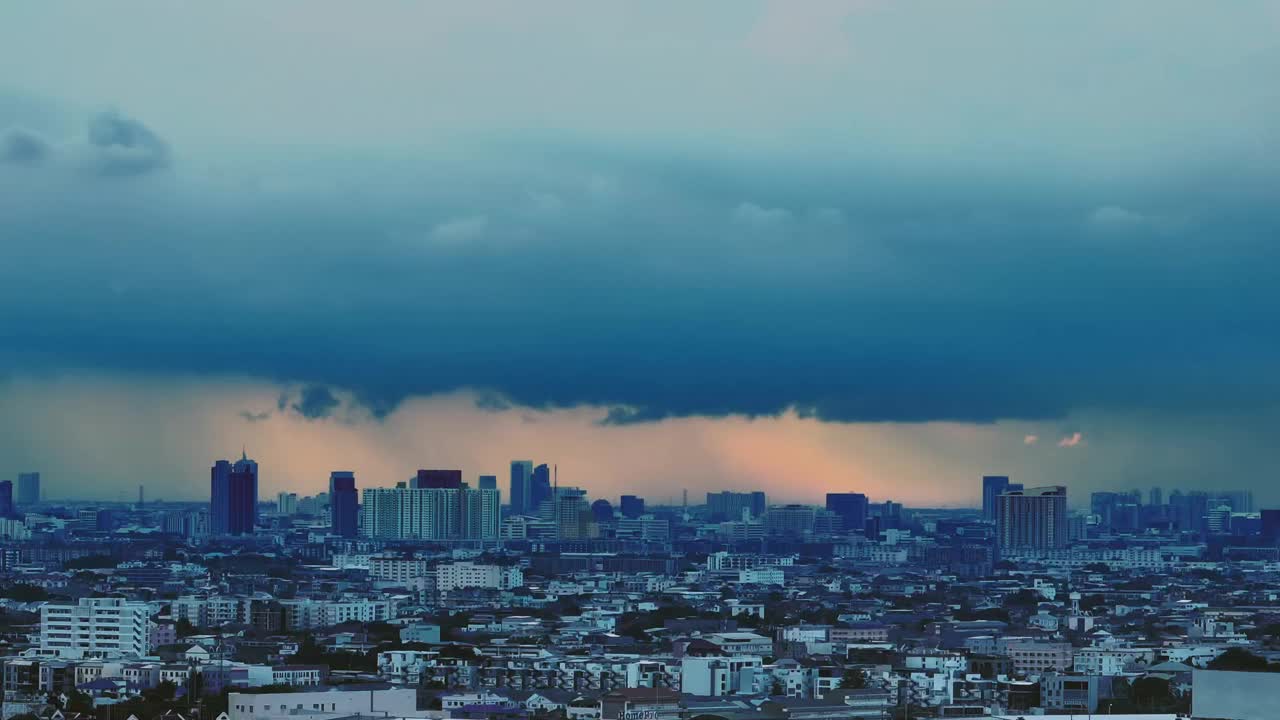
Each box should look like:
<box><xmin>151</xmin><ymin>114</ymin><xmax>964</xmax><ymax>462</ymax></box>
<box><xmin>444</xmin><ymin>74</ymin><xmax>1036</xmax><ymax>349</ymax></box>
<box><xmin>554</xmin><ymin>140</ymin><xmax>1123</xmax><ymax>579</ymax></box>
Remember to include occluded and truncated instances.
<box><xmin>0</xmin><ymin>128</ymin><xmax>50</xmax><ymax>166</ymax></box>
<box><xmin>1</xmin><ymin>109</ymin><xmax>1279</xmax><ymax>427</ymax></box>
<box><xmin>85</xmin><ymin>111</ymin><xmax>168</xmax><ymax>176</ymax></box>
<box><xmin>288</xmin><ymin>385</ymin><xmax>341</xmax><ymax>421</ymax></box>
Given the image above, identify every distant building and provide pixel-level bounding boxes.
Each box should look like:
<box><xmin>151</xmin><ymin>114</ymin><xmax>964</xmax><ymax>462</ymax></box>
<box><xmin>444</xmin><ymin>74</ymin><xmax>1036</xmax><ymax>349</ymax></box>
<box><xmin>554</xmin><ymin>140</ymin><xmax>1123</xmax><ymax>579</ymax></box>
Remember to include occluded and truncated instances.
<box><xmin>0</xmin><ymin>480</ymin><xmax>13</xmax><ymax>518</ymax></box>
<box><xmin>435</xmin><ymin>561</ymin><xmax>523</xmax><ymax>592</ymax></box>
<box><xmin>211</xmin><ymin>451</ymin><xmax>258</xmax><ymax>535</ymax></box>
<box><xmin>531</xmin><ymin>463</ymin><xmax>553</xmax><ymax>510</ymax></box>
<box><xmin>41</xmin><ymin>597</ymin><xmax>150</xmax><ymax>659</ymax></box>
<box><xmin>591</xmin><ymin>498</ymin><xmax>614</xmax><ymax>523</ymax></box>
<box><xmin>413</xmin><ymin>469</ymin><xmax>462</xmax><ymax>489</ymax></box>
<box><xmin>477</xmin><ymin>474</ymin><xmax>497</xmax><ymax>490</ymax></box>
<box><xmin>362</xmin><ymin>482</ymin><xmax>500</xmax><ymax>540</ymax></box>
<box><xmin>17</xmin><ymin>472</ymin><xmax>40</xmax><ymax>505</ymax></box>
<box><xmin>707</xmin><ymin>491</ymin><xmax>767</xmax><ymax>521</ymax></box>
<box><xmin>620</xmin><ymin>494</ymin><xmax>645</xmax><ymax>519</ymax></box>
<box><xmin>826</xmin><ymin>492</ymin><xmax>868</xmax><ymax>533</ymax></box>
<box><xmin>329</xmin><ymin>471</ymin><xmax>358</xmax><ymax>537</ymax></box>
<box><xmin>276</xmin><ymin>491</ymin><xmax>298</xmax><ymax>515</ymax></box>
<box><xmin>982</xmin><ymin>475</ymin><xmax>1021</xmax><ymax>521</ymax></box>
<box><xmin>510</xmin><ymin>460</ymin><xmax>533</xmax><ymax>515</ymax></box>
<box><xmin>996</xmin><ymin>486</ymin><xmax>1068</xmax><ymax>551</ymax></box>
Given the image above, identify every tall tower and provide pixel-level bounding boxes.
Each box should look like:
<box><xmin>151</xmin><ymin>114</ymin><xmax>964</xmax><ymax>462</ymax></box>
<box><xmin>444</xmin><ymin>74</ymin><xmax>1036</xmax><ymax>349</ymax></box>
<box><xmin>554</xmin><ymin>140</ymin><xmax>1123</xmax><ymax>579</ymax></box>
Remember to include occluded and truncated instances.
<box><xmin>996</xmin><ymin>485</ymin><xmax>1068</xmax><ymax>552</ymax></box>
<box><xmin>509</xmin><ymin>461</ymin><xmax>533</xmax><ymax>515</ymax></box>
<box><xmin>16</xmin><ymin>472</ymin><xmax>40</xmax><ymax>506</ymax></box>
<box><xmin>211</xmin><ymin>452</ymin><xmax>258</xmax><ymax>536</ymax></box>
<box><xmin>329</xmin><ymin>471</ymin><xmax>359</xmax><ymax>537</ymax></box>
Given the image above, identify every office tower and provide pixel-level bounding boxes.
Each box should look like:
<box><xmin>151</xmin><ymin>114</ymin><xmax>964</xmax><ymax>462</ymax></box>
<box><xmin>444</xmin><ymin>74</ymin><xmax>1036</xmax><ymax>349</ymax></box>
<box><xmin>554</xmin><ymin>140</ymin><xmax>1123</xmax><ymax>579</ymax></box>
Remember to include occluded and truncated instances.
<box><xmin>329</xmin><ymin>471</ymin><xmax>359</xmax><ymax>537</ymax></box>
<box><xmin>766</xmin><ymin>504</ymin><xmax>817</xmax><ymax>536</ymax></box>
<box><xmin>413</xmin><ymin>469</ymin><xmax>463</xmax><ymax>489</ymax></box>
<box><xmin>982</xmin><ymin>476</ymin><xmax>1022</xmax><ymax>521</ymax></box>
<box><xmin>620</xmin><ymin>495</ymin><xmax>645</xmax><ymax>519</ymax></box>
<box><xmin>591</xmin><ymin>498</ymin><xmax>614</xmax><ymax>523</ymax></box>
<box><xmin>1149</xmin><ymin>487</ymin><xmax>1163</xmax><ymax>508</ymax></box>
<box><xmin>510</xmin><ymin>460</ymin><xmax>533</xmax><ymax>515</ymax></box>
<box><xmin>531</xmin><ymin>463</ymin><xmax>552</xmax><ymax>511</ymax></box>
<box><xmin>41</xmin><ymin>598</ymin><xmax>150</xmax><ymax>659</ymax></box>
<box><xmin>1261</xmin><ymin>509</ymin><xmax>1280</xmax><ymax>540</ymax></box>
<box><xmin>276</xmin><ymin>492</ymin><xmax>298</xmax><ymax>515</ymax></box>
<box><xmin>553</xmin><ymin>488</ymin><xmax>589</xmax><ymax>539</ymax></box>
<box><xmin>17</xmin><ymin>472</ymin><xmax>40</xmax><ymax>505</ymax></box>
<box><xmin>825</xmin><ymin>492</ymin><xmax>868</xmax><ymax>533</ymax></box>
<box><xmin>706</xmin><ymin>491</ymin><xmax>767</xmax><ymax>522</ymax></box>
<box><xmin>996</xmin><ymin>486</ymin><xmax>1068</xmax><ymax>551</ymax></box>
<box><xmin>0</xmin><ymin>481</ymin><xmax>11</xmax><ymax>518</ymax></box>
<box><xmin>361</xmin><ymin>481</ymin><xmax>500</xmax><ymax>540</ymax></box>
<box><xmin>210</xmin><ymin>451</ymin><xmax>258</xmax><ymax>536</ymax></box>
<box><xmin>478</xmin><ymin>475</ymin><xmax>497</xmax><ymax>490</ymax></box>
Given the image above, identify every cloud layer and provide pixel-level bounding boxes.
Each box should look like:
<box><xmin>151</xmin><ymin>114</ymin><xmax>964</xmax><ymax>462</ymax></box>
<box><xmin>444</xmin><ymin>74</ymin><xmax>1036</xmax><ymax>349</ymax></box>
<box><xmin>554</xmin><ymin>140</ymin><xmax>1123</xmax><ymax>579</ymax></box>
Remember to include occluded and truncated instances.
<box><xmin>1</xmin><ymin>2</ymin><xmax>1278</xmax><ymax>440</ymax></box>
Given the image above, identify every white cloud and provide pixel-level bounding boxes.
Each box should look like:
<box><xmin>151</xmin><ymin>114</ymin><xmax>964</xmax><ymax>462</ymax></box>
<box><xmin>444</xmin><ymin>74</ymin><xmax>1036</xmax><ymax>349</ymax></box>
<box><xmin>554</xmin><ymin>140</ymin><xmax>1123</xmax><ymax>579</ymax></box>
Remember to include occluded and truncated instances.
<box><xmin>1057</xmin><ymin>431</ymin><xmax>1084</xmax><ymax>448</ymax></box>
<box><xmin>1023</xmin><ymin>434</ymin><xmax>1039</xmax><ymax>445</ymax></box>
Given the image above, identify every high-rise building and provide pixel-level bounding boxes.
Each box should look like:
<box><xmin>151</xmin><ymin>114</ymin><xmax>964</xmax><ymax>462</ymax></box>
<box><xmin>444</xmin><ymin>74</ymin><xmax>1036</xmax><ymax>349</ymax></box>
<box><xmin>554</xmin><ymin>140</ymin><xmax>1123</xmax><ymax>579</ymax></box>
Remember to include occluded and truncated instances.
<box><xmin>361</xmin><ymin>482</ymin><xmax>500</xmax><ymax>541</ymax></box>
<box><xmin>210</xmin><ymin>451</ymin><xmax>258</xmax><ymax>535</ymax></box>
<box><xmin>477</xmin><ymin>475</ymin><xmax>497</xmax><ymax>490</ymax></box>
<box><xmin>510</xmin><ymin>460</ymin><xmax>533</xmax><ymax>515</ymax></box>
<box><xmin>553</xmin><ymin>488</ymin><xmax>590</xmax><ymax>539</ymax></box>
<box><xmin>413</xmin><ymin>469</ymin><xmax>463</xmax><ymax>489</ymax></box>
<box><xmin>1148</xmin><ymin>487</ymin><xmax>1163</xmax><ymax>508</ymax></box>
<box><xmin>329</xmin><ymin>471</ymin><xmax>359</xmax><ymax>537</ymax></box>
<box><xmin>1261</xmin><ymin>509</ymin><xmax>1280</xmax><ymax>540</ymax></box>
<box><xmin>766</xmin><ymin>505</ymin><xmax>817</xmax><ymax>537</ymax></box>
<box><xmin>982</xmin><ymin>476</ymin><xmax>1023</xmax><ymax>521</ymax></box>
<box><xmin>531</xmin><ymin>464</ymin><xmax>552</xmax><ymax>511</ymax></box>
<box><xmin>276</xmin><ymin>492</ymin><xmax>298</xmax><ymax>515</ymax></box>
<box><xmin>996</xmin><ymin>486</ymin><xmax>1068</xmax><ymax>551</ymax></box>
<box><xmin>707</xmin><ymin>491</ymin><xmax>767</xmax><ymax>522</ymax></box>
<box><xmin>17</xmin><ymin>472</ymin><xmax>40</xmax><ymax>505</ymax></box>
<box><xmin>825</xmin><ymin>493</ymin><xmax>868</xmax><ymax>533</ymax></box>
<box><xmin>620</xmin><ymin>495</ymin><xmax>645</xmax><ymax>519</ymax></box>
<box><xmin>0</xmin><ymin>481</ymin><xmax>13</xmax><ymax>518</ymax></box>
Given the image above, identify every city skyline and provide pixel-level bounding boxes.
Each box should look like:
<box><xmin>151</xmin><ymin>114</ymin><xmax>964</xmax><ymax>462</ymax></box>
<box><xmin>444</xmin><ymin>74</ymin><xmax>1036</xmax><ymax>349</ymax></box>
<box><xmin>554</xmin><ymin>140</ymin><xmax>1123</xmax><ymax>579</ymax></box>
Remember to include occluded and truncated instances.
<box><xmin>3</xmin><ymin>3</ymin><xmax>1280</xmax><ymax>505</ymax></box>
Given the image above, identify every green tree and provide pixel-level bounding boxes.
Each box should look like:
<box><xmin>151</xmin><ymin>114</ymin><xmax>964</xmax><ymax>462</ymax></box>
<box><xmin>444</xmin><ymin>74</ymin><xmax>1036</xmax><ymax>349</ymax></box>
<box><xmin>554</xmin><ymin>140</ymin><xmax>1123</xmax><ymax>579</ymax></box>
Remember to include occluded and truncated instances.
<box><xmin>842</xmin><ymin>668</ymin><xmax>867</xmax><ymax>689</ymax></box>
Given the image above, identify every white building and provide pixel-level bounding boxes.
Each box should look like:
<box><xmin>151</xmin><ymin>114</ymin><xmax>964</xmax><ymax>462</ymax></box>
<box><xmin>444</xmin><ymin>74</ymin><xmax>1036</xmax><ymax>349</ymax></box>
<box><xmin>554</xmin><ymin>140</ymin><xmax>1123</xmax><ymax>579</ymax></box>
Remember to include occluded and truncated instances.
<box><xmin>369</xmin><ymin>557</ymin><xmax>433</xmax><ymax>583</ymax></box>
<box><xmin>41</xmin><ymin>597</ymin><xmax>150</xmax><ymax>659</ymax></box>
<box><xmin>435</xmin><ymin>562</ymin><xmax>523</xmax><ymax>592</ymax></box>
<box><xmin>228</xmin><ymin>687</ymin><xmax>417</xmax><ymax>720</ymax></box>
<box><xmin>681</xmin><ymin>655</ymin><xmax>763</xmax><ymax>696</ymax></box>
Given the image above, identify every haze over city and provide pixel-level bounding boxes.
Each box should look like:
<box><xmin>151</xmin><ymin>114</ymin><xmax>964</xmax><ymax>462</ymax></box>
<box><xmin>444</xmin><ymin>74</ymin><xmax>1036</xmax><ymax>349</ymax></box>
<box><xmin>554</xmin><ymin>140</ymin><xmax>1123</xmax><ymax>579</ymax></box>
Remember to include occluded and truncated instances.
<box><xmin>3</xmin><ymin>1</ymin><xmax>1280</xmax><ymax>505</ymax></box>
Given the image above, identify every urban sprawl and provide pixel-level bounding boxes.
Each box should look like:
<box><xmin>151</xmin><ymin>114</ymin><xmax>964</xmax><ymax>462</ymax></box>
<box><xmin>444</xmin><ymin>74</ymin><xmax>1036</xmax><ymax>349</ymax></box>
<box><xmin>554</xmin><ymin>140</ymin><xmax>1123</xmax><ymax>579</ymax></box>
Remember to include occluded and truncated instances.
<box><xmin>0</xmin><ymin>463</ymin><xmax>1277</xmax><ymax>720</ymax></box>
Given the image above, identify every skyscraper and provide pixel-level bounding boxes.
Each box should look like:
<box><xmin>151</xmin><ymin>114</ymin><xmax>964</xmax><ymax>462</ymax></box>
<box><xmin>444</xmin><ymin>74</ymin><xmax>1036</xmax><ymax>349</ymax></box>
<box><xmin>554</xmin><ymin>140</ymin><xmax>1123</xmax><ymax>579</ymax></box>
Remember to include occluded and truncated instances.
<box><xmin>329</xmin><ymin>471</ymin><xmax>359</xmax><ymax>537</ymax></box>
<box><xmin>0</xmin><ymin>481</ymin><xmax>13</xmax><ymax>518</ymax></box>
<box><xmin>996</xmin><ymin>485</ymin><xmax>1067</xmax><ymax>551</ymax></box>
<box><xmin>210</xmin><ymin>451</ymin><xmax>258</xmax><ymax>536</ymax></box>
<box><xmin>510</xmin><ymin>460</ymin><xmax>533</xmax><ymax>515</ymax></box>
<box><xmin>361</xmin><ymin>481</ymin><xmax>499</xmax><ymax>540</ymax></box>
<box><xmin>477</xmin><ymin>475</ymin><xmax>497</xmax><ymax>490</ymax></box>
<box><xmin>981</xmin><ymin>475</ymin><xmax>1021</xmax><ymax>521</ymax></box>
<box><xmin>825</xmin><ymin>492</ymin><xmax>869</xmax><ymax>533</ymax></box>
<box><xmin>620</xmin><ymin>495</ymin><xmax>645</xmax><ymax>519</ymax></box>
<box><xmin>17</xmin><ymin>472</ymin><xmax>40</xmax><ymax>505</ymax></box>
<box><xmin>531</xmin><ymin>463</ymin><xmax>552</xmax><ymax>511</ymax></box>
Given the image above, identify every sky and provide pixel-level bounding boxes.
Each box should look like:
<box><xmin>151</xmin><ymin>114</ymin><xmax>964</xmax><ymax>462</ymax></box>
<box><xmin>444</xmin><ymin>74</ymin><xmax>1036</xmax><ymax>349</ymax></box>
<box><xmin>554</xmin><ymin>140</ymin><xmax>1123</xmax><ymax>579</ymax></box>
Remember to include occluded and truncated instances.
<box><xmin>1</xmin><ymin>1</ymin><xmax>1279</xmax><ymax>506</ymax></box>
